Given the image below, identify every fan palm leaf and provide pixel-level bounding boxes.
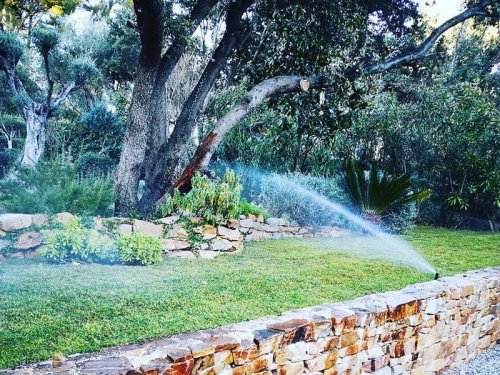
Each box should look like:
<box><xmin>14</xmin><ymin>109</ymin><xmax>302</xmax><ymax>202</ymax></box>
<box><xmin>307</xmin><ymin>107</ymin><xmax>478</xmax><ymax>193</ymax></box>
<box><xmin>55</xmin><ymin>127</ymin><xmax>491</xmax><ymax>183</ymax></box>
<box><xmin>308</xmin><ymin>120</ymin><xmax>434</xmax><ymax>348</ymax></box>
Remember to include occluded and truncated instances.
<box><xmin>343</xmin><ymin>160</ymin><xmax>430</xmax><ymax>218</ymax></box>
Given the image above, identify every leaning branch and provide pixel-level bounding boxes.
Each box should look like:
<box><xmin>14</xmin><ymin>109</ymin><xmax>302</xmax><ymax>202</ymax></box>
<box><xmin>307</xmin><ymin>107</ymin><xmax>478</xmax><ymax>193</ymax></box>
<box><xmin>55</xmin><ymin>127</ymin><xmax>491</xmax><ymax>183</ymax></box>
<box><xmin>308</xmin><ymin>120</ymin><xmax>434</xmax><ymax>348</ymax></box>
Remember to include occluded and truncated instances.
<box><xmin>50</xmin><ymin>81</ymin><xmax>76</xmax><ymax>112</ymax></box>
<box><xmin>358</xmin><ymin>0</ymin><xmax>494</xmax><ymax>75</ymax></box>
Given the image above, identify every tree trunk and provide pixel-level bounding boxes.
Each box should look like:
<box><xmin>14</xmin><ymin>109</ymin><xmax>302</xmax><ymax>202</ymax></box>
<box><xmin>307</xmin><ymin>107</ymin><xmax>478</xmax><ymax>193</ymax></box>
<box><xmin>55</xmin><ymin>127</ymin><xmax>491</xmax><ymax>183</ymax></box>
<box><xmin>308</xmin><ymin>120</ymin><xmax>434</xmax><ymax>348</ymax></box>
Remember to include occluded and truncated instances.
<box><xmin>7</xmin><ymin>139</ymin><xmax>13</xmax><ymax>149</ymax></box>
<box><xmin>139</xmin><ymin>0</ymin><xmax>255</xmax><ymax>210</ymax></box>
<box><xmin>21</xmin><ymin>105</ymin><xmax>48</xmax><ymax>166</ymax></box>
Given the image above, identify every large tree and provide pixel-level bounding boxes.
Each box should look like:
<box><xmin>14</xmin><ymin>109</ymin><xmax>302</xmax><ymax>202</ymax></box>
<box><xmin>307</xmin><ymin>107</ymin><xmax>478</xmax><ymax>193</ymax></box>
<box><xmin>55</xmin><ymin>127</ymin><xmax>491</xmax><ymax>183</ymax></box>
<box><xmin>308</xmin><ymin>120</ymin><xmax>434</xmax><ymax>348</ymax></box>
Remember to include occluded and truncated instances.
<box><xmin>115</xmin><ymin>0</ymin><xmax>498</xmax><ymax>214</ymax></box>
<box><xmin>0</xmin><ymin>28</ymin><xmax>97</xmax><ymax>166</ymax></box>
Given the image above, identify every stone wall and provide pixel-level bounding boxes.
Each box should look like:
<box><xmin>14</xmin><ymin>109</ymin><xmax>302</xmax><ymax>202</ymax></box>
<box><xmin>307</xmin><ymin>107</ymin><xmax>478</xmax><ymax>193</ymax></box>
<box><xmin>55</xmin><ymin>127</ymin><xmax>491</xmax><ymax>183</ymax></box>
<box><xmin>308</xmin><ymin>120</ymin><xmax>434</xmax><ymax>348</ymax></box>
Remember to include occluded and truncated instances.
<box><xmin>0</xmin><ymin>213</ymin><xmax>348</xmax><ymax>261</ymax></box>
<box><xmin>6</xmin><ymin>268</ymin><xmax>499</xmax><ymax>375</ymax></box>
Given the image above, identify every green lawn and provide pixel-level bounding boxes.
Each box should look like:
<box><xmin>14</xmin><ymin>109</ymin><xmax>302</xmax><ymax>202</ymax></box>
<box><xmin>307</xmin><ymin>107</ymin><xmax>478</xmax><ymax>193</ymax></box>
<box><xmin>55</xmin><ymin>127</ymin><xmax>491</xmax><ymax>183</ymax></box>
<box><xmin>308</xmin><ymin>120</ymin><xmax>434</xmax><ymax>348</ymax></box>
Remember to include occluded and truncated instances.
<box><xmin>0</xmin><ymin>227</ymin><xmax>498</xmax><ymax>368</ymax></box>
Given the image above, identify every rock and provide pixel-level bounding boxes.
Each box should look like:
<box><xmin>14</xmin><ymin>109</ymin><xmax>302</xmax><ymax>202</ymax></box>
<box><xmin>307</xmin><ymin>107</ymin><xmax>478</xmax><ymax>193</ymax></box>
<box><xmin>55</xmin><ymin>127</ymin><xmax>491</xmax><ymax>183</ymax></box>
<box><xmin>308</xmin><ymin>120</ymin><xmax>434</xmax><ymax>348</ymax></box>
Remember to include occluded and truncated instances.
<box><xmin>0</xmin><ymin>230</ymin><xmax>5</xmax><ymax>237</ymax></box>
<box><xmin>198</xmin><ymin>250</ymin><xmax>220</xmax><ymax>259</ymax></box>
<box><xmin>210</xmin><ymin>238</ymin><xmax>233</xmax><ymax>251</ymax></box>
<box><xmin>239</xmin><ymin>219</ymin><xmax>261</xmax><ymax>230</ymax></box>
<box><xmin>167</xmin><ymin>251</ymin><xmax>196</xmax><ymax>259</ymax></box>
<box><xmin>162</xmin><ymin>239</ymin><xmax>191</xmax><ymax>251</ymax></box>
<box><xmin>217</xmin><ymin>226</ymin><xmax>241</xmax><ymax>241</ymax></box>
<box><xmin>117</xmin><ymin>224</ymin><xmax>133</xmax><ymax>234</ymax></box>
<box><xmin>54</xmin><ymin>212</ymin><xmax>75</xmax><ymax>225</ymax></box>
<box><xmin>8</xmin><ymin>251</ymin><xmax>25</xmax><ymax>259</ymax></box>
<box><xmin>261</xmin><ymin>224</ymin><xmax>280</xmax><ymax>233</ymax></box>
<box><xmin>31</xmin><ymin>214</ymin><xmax>48</xmax><ymax>227</ymax></box>
<box><xmin>0</xmin><ymin>239</ymin><xmax>11</xmax><ymax>251</ymax></box>
<box><xmin>226</xmin><ymin>219</ymin><xmax>239</xmax><ymax>230</ymax></box>
<box><xmin>266</xmin><ymin>218</ymin><xmax>288</xmax><ymax>227</ymax></box>
<box><xmin>13</xmin><ymin>231</ymin><xmax>43</xmax><ymax>250</ymax></box>
<box><xmin>167</xmin><ymin>224</ymin><xmax>189</xmax><ymax>239</ymax></box>
<box><xmin>0</xmin><ymin>213</ymin><xmax>33</xmax><ymax>232</ymax></box>
<box><xmin>194</xmin><ymin>225</ymin><xmax>217</xmax><ymax>240</ymax></box>
<box><xmin>158</xmin><ymin>215</ymin><xmax>180</xmax><ymax>225</ymax></box>
<box><xmin>239</xmin><ymin>215</ymin><xmax>246</xmax><ymax>220</ymax></box>
<box><xmin>244</xmin><ymin>231</ymin><xmax>272</xmax><ymax>241</ymax></box>
<box><xmin>133</xmin><ymin>219</ymin><xmax>164</xmax><ymax>237</ymax></box>
<box><xmin>190</xmin><ymin>217</ymin><xmax>204</xmax><ymax>224</ymax></box>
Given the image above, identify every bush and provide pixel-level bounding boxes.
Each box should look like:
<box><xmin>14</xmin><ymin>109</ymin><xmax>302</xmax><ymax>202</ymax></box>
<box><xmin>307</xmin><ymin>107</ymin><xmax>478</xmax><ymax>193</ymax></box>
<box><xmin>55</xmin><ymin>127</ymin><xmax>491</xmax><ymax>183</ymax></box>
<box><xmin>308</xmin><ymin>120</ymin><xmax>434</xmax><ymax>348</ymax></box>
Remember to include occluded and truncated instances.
<box><xmin>163</xmin><ymin>169</ymin><xmax>242</xmax><ymax>225</ymax></box>
<box><xmin>75</xmin><ymin>152</ymin><xmax>115</xmax><ymax>177</ymax></box>
<box><xmin>0</xmin><ymin>162</ymin><xmax>114</xmax><ymax>215</ymax></box>
<box><xmin>258</xmin><ymin>172</ymin><xmax>351</xmax><ymax>226</ymax></box>
<box><xmin>239</xmin><ymin>198</ymin><xmax>268</xmax><ymax>218</ymax></box>
<box><xmin>117</xmin><ymin>232</ymin><xmax>162</xmax><ymax>265</ymax></box>
<box><xmin>41</xmin><ymin>217</ymin><xmax>118</xmax><ymax>263</ymax></box>
<box><xmin>0</xmin><ymin>149</ymin><xmax>19</xmax><ymax>177</ymax></box>
<box><xmin>381</xmin><ymin>202</ymin><xmax>418</xmax><ymax>234</ymax></box>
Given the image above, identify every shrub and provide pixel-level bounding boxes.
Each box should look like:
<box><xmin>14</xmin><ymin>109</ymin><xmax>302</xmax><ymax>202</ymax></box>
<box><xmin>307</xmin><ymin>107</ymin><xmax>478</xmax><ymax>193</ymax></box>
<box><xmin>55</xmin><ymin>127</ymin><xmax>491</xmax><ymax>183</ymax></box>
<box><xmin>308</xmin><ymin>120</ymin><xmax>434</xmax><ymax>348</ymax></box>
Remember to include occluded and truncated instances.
<box><xmin>343</xmin><ymin>160</ymin><xmax>430</xmax><ymax>224</ymax></box>
<box><xmin>258</xmin><ymin>172</ymin><xmax>351</xmax><ymax>226</ymax></box>
<box><xmin>75</xmin><ymin>152</ymin><xmax>115</xmax><ymax>177</ymax></box>
<box><xmin>163</xmin><ymin>169</ymin><xmax>242</xmax><ymax>225</ymax></box>
<box><xmin>0</xmin><ymin>149</ymin><xmax>19</xmax><ymax>177</ymax></box>
<box><xmin>381</xmin><ymin>202</ymin><xmax>418</xmax><ymax>234</ymax></box>
<box><xmin>117</xmin><ymin>232</ymin><xmax>162</xmax><ymax>265</ymax></box>
<box><xmin>41</xmin><ymin>217</ymin><xmax>118</xmax><ymax>263</ymax></box>
<box><xmin>239</xmin><ymin>198</ymin><xmax>268</xmax><ymax>218</ymax></box>
<box><xmin>0</xmin><ymin>162</ymin><xmax>114</xmax><ymax>215</ymax></box>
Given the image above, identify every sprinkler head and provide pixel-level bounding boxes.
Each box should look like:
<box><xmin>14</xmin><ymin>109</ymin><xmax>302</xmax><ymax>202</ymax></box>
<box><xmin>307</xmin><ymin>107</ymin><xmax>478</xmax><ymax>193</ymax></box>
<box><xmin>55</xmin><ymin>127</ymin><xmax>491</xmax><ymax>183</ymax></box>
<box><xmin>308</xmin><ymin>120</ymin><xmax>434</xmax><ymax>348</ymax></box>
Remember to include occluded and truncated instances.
<box><xmin>434</xmin><ymin>272</ymin><xmax>439</xmax><ymax>280</ymax></box>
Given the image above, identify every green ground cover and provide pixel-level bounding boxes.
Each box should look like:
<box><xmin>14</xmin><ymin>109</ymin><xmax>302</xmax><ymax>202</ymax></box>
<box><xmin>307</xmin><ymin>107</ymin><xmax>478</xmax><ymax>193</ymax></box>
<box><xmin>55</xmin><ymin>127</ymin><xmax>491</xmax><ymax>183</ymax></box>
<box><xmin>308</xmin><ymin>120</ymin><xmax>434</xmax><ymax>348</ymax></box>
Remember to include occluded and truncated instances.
<box><xmin>0</xmin><ymin>227</ymin><xmax>498</xmax><ymax>368</ymax></box>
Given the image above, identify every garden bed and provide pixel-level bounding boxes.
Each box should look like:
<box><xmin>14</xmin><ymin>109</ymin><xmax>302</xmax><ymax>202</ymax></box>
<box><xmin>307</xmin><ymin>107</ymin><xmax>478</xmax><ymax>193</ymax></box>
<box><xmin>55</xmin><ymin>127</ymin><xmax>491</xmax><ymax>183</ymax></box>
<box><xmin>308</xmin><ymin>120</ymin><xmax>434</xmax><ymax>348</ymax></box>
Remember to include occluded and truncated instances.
<box><xmin>0</xmin><ymin>227</ymin><xmax>499</xmax><ymax>368</ymax></box>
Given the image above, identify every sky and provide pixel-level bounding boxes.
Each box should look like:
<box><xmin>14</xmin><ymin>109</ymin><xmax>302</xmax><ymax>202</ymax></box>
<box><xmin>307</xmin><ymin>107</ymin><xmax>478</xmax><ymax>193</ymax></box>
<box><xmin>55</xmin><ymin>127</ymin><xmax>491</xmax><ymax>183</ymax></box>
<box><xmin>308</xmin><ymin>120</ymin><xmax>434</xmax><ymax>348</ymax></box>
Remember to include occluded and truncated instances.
<box><xmin>418</xmin><ymin>0</ymin><xmax>463</xmax><ymax>25</ymax></box>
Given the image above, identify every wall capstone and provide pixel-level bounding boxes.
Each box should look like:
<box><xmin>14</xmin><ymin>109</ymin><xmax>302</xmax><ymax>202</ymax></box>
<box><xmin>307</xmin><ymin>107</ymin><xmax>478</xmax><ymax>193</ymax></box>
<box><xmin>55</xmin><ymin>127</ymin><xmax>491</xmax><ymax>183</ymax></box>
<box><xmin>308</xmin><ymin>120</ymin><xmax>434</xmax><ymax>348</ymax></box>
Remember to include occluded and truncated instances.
<box><xmin>4</xmin><ymin>267</ymin><xmax>498</xmax><ymax>375</ymax></box>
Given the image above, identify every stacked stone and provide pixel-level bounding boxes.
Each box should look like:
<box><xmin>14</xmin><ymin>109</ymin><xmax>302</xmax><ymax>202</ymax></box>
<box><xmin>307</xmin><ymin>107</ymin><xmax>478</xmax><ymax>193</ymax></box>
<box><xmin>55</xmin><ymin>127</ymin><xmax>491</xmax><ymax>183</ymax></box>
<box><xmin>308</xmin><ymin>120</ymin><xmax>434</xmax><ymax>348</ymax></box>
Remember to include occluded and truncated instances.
<box><xmin>8</xmin><ymin>268</ymin><xmax>498</xmax><ymax>375</ymax></box>
<box><xmin>240</xmin><ymin>216</ymin><xmax>347</xmax><ymax>241</ymax></box>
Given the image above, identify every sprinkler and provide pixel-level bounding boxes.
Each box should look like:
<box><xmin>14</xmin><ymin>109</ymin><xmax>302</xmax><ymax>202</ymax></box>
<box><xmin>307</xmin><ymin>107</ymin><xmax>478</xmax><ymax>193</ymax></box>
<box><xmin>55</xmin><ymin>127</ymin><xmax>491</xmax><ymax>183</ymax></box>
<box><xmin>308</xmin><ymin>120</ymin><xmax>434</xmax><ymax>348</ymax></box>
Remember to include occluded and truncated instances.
<box><xmin>434</xmin><ymin>272</ymin><xmax>439</xmax><ymax>280</ymax></box>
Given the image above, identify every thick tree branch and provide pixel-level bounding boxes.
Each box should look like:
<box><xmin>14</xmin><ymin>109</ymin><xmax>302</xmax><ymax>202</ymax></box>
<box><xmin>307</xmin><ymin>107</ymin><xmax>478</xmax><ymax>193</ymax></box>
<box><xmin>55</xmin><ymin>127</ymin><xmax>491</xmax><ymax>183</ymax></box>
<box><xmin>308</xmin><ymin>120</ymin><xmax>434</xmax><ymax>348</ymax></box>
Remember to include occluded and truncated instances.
<box><xmin>50</xmin><ymin>81</ymin><xmax>76</xmax><ymax>112</ymax></box>
<box><xmin>356</xmin><ymin>0</ymin><xmax>495</xmax><ymax>76</ymax></box>
<box><xmin>42</xmin><ymin>53</ymin><xmax>54</xmax><ymax>107</ymax></box>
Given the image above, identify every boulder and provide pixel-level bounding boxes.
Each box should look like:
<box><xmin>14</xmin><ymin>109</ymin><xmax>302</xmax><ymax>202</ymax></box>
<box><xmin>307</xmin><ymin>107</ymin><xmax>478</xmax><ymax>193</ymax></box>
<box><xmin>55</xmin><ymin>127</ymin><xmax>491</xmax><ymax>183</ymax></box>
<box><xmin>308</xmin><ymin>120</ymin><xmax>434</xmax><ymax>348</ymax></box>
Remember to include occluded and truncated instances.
<box><xmin>162</xmin><ymin>239</ymin><xmax>191</xmax><ymax>251</ymax></box>
<box><xmin>167</xmin><ymin>224</ymin><xmax>189</xmax><ymax>239</ymax></box>
<box><xmin>166</xmin><ymin>251</ymin><xmax>196</xmax><ymax>259</ymax></box>
<box><xmin>210</xmin><ymin>238</ymin><xmax>233</xmax><ymax>251</ymax></box>
<box><xmin>217</xmin><ymin>226</ymin><xmax>241</xmax><ymax>241</ymax></box>
<box><xmin>117</xmin><ymin>224</ymin><xmax>133</xmax><ymax>234</ymax></box>
<box><xmin>54</xmin><ymin>212</ymin><xmax>75</xmax><ymax>225</ymax></box>
<box><xmin>133</xmin><ymin>219</ymin><xmax>164</xmax><ymax>237</ymax></box>
<box><xmin>0</xmin><ymin>230</ymin><xmax>6</xmax><ymax>237</ymax></box>
<box><xmin>0</xmin><ymin>214</ymin><xmax>33</xmax><ymax>232</ymax></box>
<box><xmin>226</xmin><ymin>219</ymin><xmax>239</xmax><ymax>229</ymax></box>
<box><xmin>158</xmin><ymin>215</ymin><xmax>180</xmax><ymax>225</ymax></box>
<box><xmin>239</xmin><ymin>219</ymin><xmax>261</xmax><ymax>230</ymax></box>
<box><xmin>31</xmin><ymin>214</ymin><xmax>48</xmax><ymax>227</ymax></box>
<box><xmin>194</xmin><ymin>224</ymin><xmax>217</xmax><ymax>240</ymax></box>
<box><xmin>266</xmin><ymin>217</ymin><xmax>288</xmax><ymax>226</ymax></box>
<box><xmin>13</xmin><ymin>231</ymin><xmax>43</xmax><ymax>250</ymax></box>
<box><xmin>261</xmin><ymin>224</ymin><xmax>280</xmax><ymax>233</ymax></box>
<box><xmin>190</xmin><ymin>217</ymin><xmax>204</xmax><ymax>224</ymax></box>
<box><xmin>244</xmin><ymin>231</ymin><xmax>272</xmax><ymax>241</ymax></box>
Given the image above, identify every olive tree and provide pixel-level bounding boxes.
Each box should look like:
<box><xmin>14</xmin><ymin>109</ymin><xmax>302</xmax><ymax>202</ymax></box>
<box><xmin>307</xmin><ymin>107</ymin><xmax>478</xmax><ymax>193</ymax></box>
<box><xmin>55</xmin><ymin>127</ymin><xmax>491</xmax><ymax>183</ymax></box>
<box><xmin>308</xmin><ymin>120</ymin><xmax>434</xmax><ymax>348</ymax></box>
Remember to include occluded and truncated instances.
<box><xmin>0</xmin><ymin>28</ymin><xmax>97</xmax><ymax>166</ymax></box>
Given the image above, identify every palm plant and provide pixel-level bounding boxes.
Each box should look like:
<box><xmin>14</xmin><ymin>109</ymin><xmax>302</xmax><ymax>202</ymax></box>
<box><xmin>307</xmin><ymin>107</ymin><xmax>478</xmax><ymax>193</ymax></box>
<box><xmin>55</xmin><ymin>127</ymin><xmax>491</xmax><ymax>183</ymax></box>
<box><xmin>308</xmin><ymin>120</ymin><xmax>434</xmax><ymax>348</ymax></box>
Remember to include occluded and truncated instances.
<box><xmin>343</xmin><ymin>160</ymin><xmax>430</xmax><ymax>223</ymax></box>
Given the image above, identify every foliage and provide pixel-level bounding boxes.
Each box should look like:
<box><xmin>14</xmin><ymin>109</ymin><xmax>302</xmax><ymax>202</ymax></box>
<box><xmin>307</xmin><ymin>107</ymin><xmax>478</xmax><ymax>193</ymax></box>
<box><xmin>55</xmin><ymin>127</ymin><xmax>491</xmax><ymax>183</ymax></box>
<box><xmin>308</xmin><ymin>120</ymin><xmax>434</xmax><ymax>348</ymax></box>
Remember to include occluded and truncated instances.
<box><xmin>75</xmin><ymin>152</ymin><xmax>114</xmax><ymax>177</ymax></box>
<box><xmin>0</xmin><ymin>149</ymin><xmax>19</xmax><ymax>177</ymax></box>
<box><xmin>81</xmin><ymin>101</ymin><xmax>123</xmax><ymax>133</ymax></box>
<box><xmin>69</xmin><ymin>56</ymin><xmax>99</xmax><ymax>85</ymax></box>
<box><xmin>343</xmin><ymin>160</ymin><xmax>430</xmax><ymax>221</ymax></box>
<box><xmin>163</xmin><ymin>170</ymin><xmax>242</xmax><ymax>225</ymax></box>
<box><xmin>32</xmin><ymin>27</ymin><xmax>60</xmax><ymax>56</ymax></box>
<box><xmin>116</xmin><ymin>232</ymin><xmax>162</xmax><ymax>266</ymax></box>
<box><xmin>1</xmin><ymin>227</ymin><xmax>498</xmax><ymax>368</ymax></box>
<box><xmin>41</xmin><ymin>217</ymin><xmax>118</xmax><ymax>263</ymax></box>
<box><xmin>0</xmin><ymin>31</ymin><xmax>23</xmax><ymax>66</ymax></box>
<box><xmin>258</xmin><ymin>172</ymin><xmax>350</xmax><ymax>226</ymax></box>
<box><xmin>0</xmin><ymin>162</ymin><xmax>114</xmax><ymax>215</ymax></box>
<box><xmin>239</xmin><ymin>199</ymin><xmax>268</xmax><ymax>219</ymax></box>
<box><xmin>382</xmin><ymin>202</ymin><xmax>418</xmax><ymax>234</ymax></box>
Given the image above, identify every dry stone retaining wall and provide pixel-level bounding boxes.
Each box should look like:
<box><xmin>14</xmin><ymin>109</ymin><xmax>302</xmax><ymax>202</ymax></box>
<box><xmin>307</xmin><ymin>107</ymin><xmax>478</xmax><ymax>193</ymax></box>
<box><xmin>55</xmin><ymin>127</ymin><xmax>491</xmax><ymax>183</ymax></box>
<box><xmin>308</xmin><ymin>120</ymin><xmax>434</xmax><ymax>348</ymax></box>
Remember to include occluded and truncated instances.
<box><xmin>6</xmin><ymin>267</ymin><xmax>499</xmax><ymax>375</ymax></box>
<box><xmin>0</xmin><ymin>213</ymin><xmax>348</xmax><ymax>261</ymax></box>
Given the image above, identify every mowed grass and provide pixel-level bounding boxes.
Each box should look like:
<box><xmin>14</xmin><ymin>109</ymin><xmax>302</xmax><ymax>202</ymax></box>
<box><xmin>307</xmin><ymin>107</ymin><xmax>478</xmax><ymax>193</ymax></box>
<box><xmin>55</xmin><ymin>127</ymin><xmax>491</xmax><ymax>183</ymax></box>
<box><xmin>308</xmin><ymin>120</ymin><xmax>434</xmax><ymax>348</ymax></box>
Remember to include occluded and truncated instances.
<box><xmin>0</xmin><ymin>227</ymin><xmax>498</xmax><ymax>368</ymax></box>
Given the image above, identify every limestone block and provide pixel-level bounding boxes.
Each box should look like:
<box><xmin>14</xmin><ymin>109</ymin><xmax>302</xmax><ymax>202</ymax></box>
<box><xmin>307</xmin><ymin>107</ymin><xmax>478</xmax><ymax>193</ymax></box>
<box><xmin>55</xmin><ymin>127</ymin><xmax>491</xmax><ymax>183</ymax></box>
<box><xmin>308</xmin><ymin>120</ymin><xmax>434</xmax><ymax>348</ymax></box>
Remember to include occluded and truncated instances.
<box><xmin>54</xmin><ymin>212</ymin><xmax>75</xmax><ymax>225</ymax></box>
<box><xmin>210</xmin><ymin>238</ymin><xmax>233</xmax><ymax>251</ymax></box>
<box><xmin>166</xmin><ymin>251</ymin><xmax>196</xmax><ymax>259</ymax></box>
<box><xmin>13</xmin><ymin>231</ymin><xmax>43</xmax><ymax>250</ymax></box>
<box><xmin>158</xmin><ymin>215</ymin><xmax>180</xmax><ymax>225</ymax></box>
<box><xmin>162</xmin><ymin>239</ymin><xmax>191</xmax><ymax>251</ymax></box>
<box><xmin>133</xmin><ymin>219</ymin><xmax>164</xmax><ymax>237</ymax></box>
<box><xmin>217</xmin><ymin>225</ymin><xmax>241</xmax><ymax>241</ymax></box>
<box><xmin>0</xmin><ymin>213</ymin><xmax>33</xmax><ymax>231</ymax></box>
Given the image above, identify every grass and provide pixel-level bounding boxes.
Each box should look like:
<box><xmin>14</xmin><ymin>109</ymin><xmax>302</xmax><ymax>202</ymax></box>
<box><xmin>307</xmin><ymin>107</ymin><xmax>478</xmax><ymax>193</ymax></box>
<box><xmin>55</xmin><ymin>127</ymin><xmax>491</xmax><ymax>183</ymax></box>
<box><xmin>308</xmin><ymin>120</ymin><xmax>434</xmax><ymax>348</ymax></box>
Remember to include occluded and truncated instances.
<box><xmin>0</xmin><ymin>227</ymin><xmax>498</xmax><ymax>368</ymax></box>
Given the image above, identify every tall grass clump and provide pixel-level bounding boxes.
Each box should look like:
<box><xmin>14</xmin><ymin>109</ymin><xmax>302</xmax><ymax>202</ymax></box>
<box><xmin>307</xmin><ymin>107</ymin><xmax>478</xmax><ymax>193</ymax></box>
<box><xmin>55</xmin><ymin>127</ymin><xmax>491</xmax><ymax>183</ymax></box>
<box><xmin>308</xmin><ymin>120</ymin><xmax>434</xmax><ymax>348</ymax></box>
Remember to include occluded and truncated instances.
<box><xmin>0</xmin><ymin>162</ymin><xmax>114</xmax><ymax>215</ymax></box>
